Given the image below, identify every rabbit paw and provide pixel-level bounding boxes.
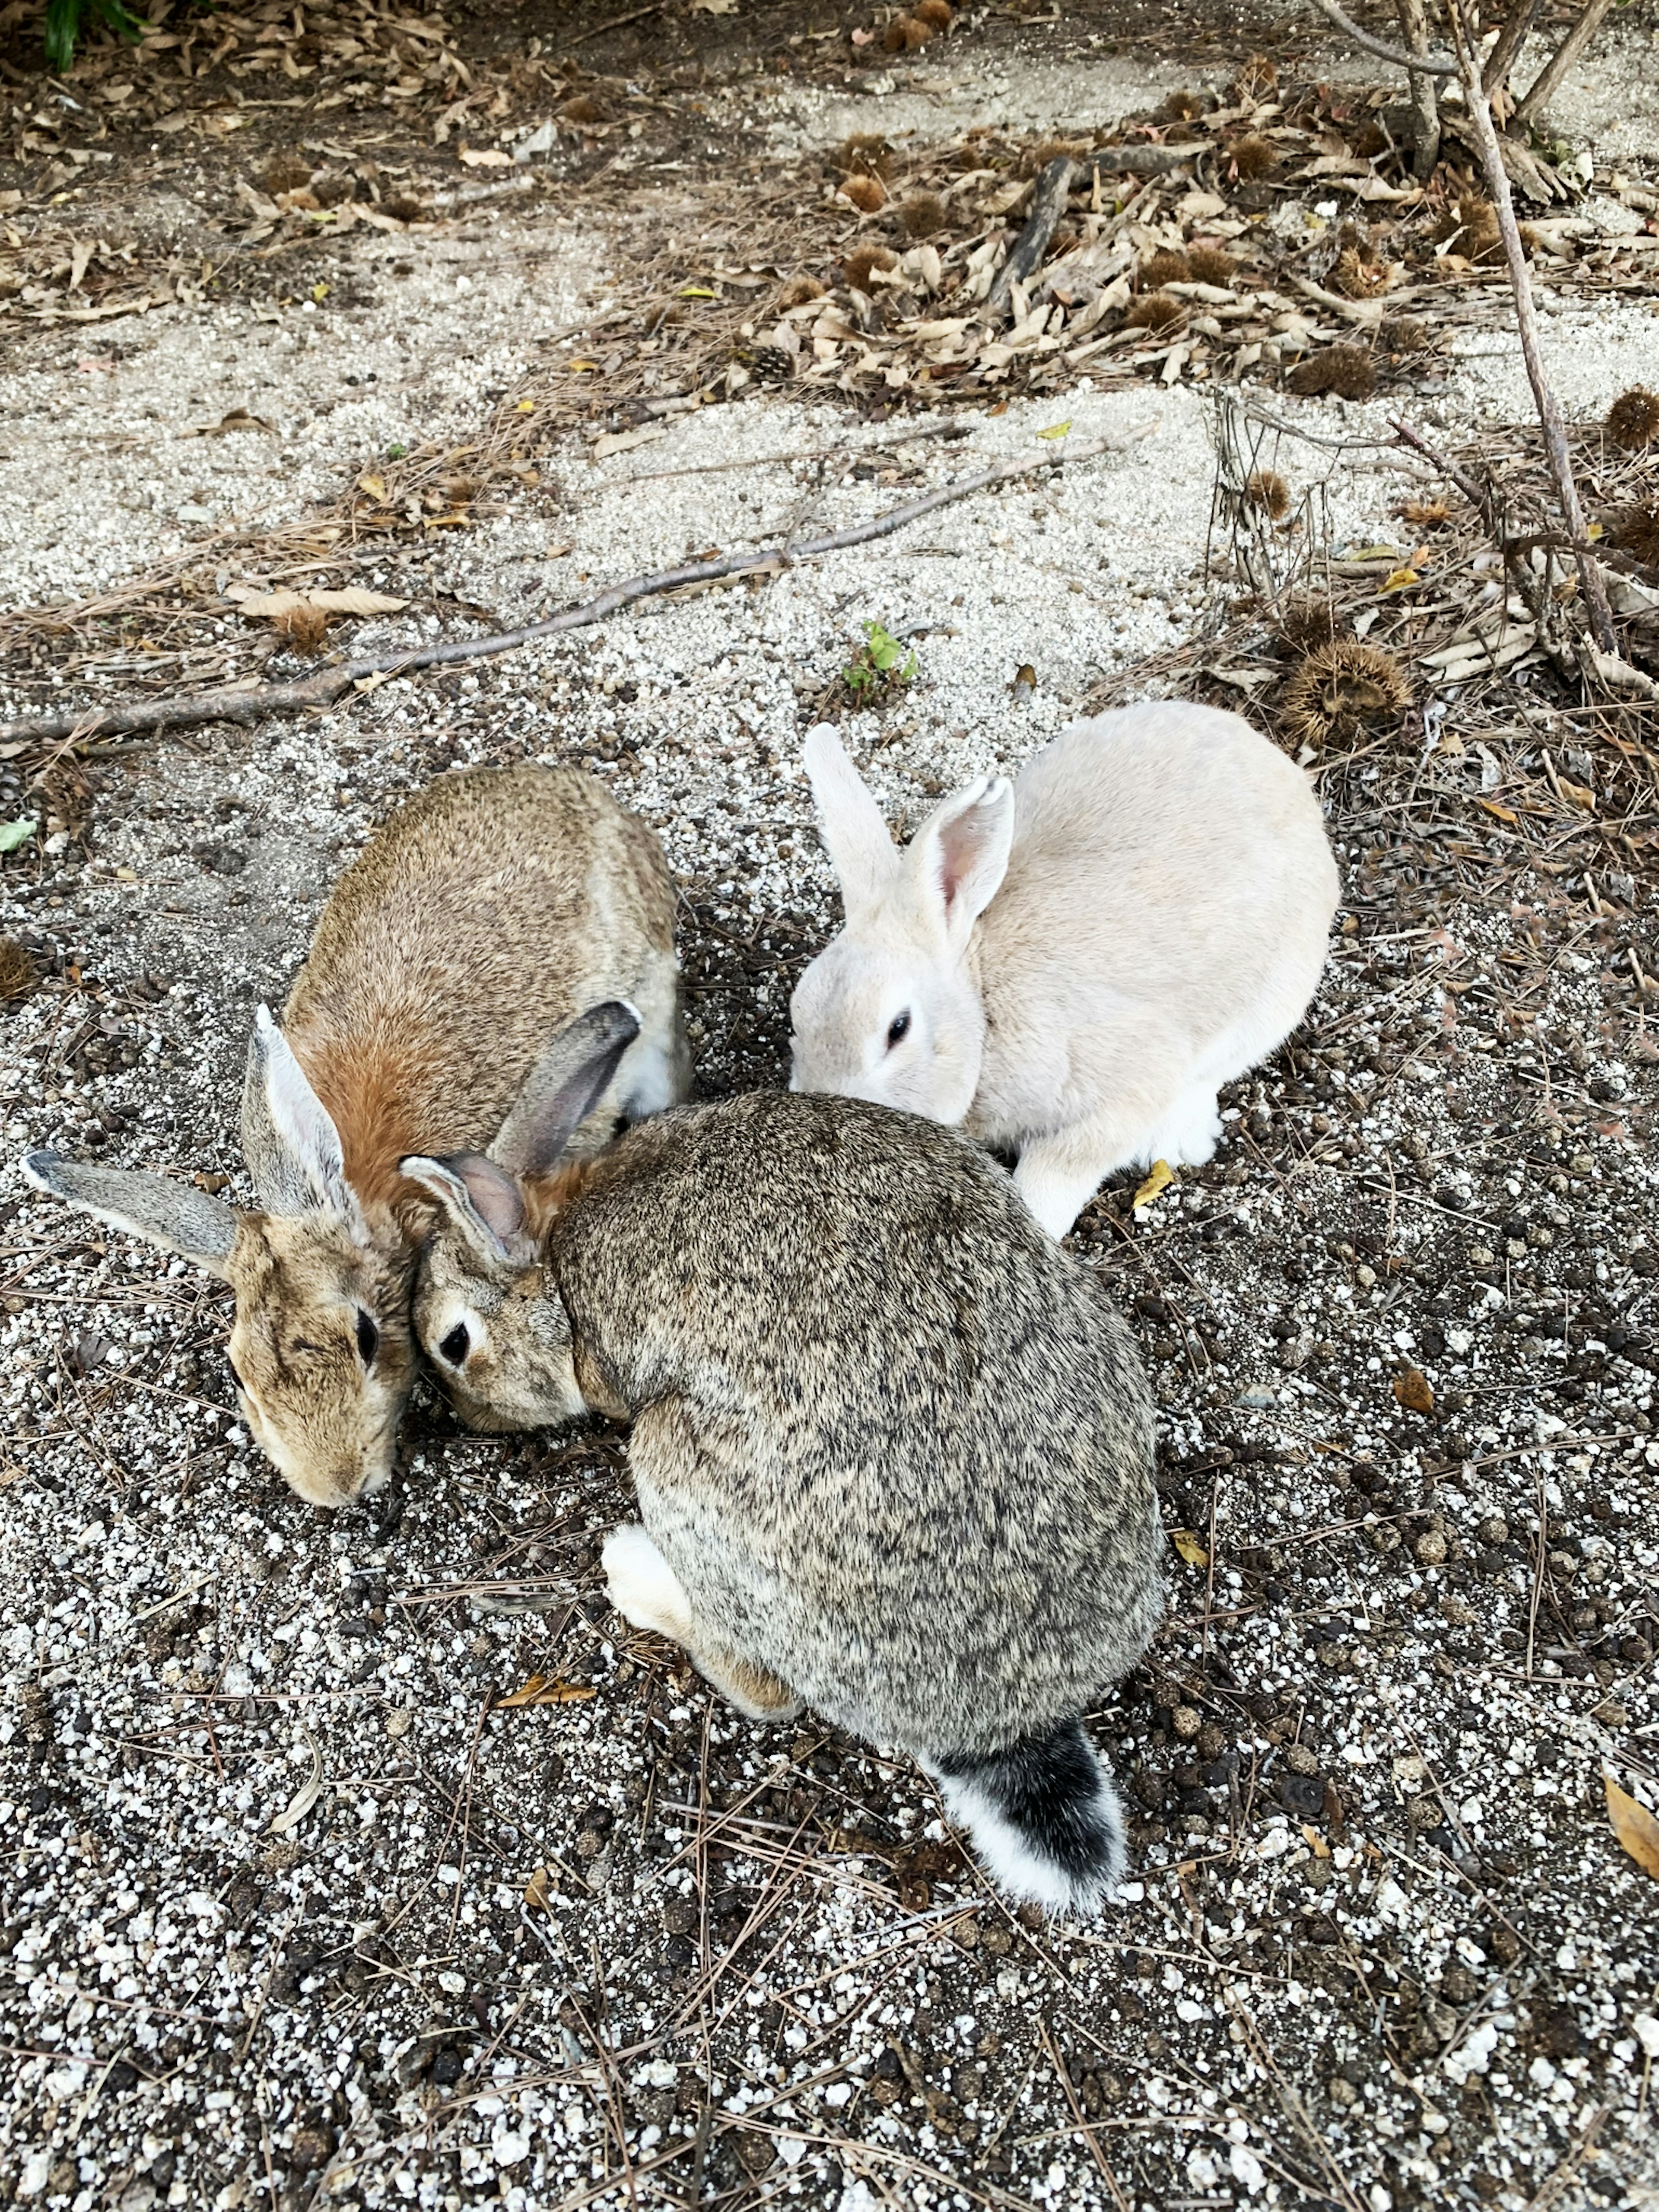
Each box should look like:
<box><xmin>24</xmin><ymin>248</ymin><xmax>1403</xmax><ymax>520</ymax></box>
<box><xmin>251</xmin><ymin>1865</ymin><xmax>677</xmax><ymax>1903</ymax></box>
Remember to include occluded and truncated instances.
<box><xmin>602</xmin><ymin>1523</ymin><xmax>691</xmax><ymax>1643</ymax></box>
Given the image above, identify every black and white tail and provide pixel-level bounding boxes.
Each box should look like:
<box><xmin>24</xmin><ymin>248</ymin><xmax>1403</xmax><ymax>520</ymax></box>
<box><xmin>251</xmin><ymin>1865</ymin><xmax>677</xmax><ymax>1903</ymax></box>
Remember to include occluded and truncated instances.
<box><xmin>928</xmin><ymin>1720</ymin><xmax>1126</xmax><ymax>1917</ymax></box>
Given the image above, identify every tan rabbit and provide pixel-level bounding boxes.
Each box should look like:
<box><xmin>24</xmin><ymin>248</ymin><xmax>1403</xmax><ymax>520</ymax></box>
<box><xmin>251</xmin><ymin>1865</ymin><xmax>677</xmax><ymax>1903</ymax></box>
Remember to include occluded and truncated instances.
<box><xmin>788</xmin><ymin>707</ymin><xmax>1341</xmax><ymax>1238</ymax></box>
<box><xmin>22</xmin><ymin>767</ymin><xmax>686</xmax><ymax>1508</ymax></box>
<box><xmin>400</xmin><ymin>1007</ymin><xmax>1164</xmax><ymax>1916</ymax></box>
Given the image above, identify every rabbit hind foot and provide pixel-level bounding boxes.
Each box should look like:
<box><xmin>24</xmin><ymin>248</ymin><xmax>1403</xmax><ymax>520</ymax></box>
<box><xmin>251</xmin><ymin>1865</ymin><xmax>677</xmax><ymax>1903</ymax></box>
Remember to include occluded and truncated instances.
<box><xmin>601</xmin><ymin>1522</ymin><xmax>799</xmax><ymax>1722</ymax></box>
<box><xmin>1139</xmin><ymin>1079</ymin><xmax>1223</xmax><ymax>1171</ymax></box>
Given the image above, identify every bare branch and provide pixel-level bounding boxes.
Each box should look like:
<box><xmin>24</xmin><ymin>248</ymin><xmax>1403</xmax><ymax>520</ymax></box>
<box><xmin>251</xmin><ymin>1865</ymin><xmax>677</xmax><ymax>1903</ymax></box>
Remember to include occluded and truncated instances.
<box><xmin>0</xmin><ymin>439</ymin><xmax>1132</xmax><ymax>748</ymax></box>
<box><xmin>1516</xmin><ymin>0</ymin><xmax>1616</xmax><ymax>122</ymax></box>
<box><xmin>1304</xmin><ymin>0</ymin><xmax>1456</xmax><ymax>73</ymax></box>
<box><xmin>1482</xmin><ymin>0</ymin><xmax>1547</xmax><ymax>92</ymax></box>
<box><xmin>986</xmin><ymin>156</ymin><xmax>1076</xmax><ymax>319</ymax></box>
<box><xmin>1444</xmin><ymin>1</ymin><xmax>1618</xmax><ymax>654</ymax></box>
<box><xmin>1393</xmin><ymin>0</ymin><xmax>1442</xmax><ymax>175</ymax></box>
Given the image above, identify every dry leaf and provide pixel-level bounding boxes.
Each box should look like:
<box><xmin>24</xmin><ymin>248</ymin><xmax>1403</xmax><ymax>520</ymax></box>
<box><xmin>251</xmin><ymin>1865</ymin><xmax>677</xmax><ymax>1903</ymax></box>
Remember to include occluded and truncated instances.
<box><xmin>308</xmin><ymin>587</ymin><xmax>409</xmax><ymax>615</ymax></box>
<box><xmin>1606</xmin><ymin>1775</ymin><xmax>1659</xmax><ymax>1878</ymax></box>
<box><xmin>268</xmin><ymin>1731</ymin><xmax>324</xmax><ymax>1835</ymax></box>
<box><xmin>495</xmin><ymin>1675</ymin><xmax>597</xmax><ymax>1709</ymax></box>
<box><xmin>1394</xmin><ymin>1366</ymin><xmax>1435</xmax><ymax>1415</ymax></box>
<box><xmin>1379</xmin><ymin>567</ymin><xmax>1424</xmax><ymax>594</ymax></box>
<box><xmin>459</xmin><ymin>147</ymin><xmax>514</xmax><ymax>168</ymax></box>
<box><xmin>1011</xmin><ymin>663</ymin><xmax>1037</xmax><ymax>699</ymax></box>
<box><xmin>1132</xmin><ymin>1159</ymin><xmax>1174</xmax><ymax>1210</ymax></box>
<box><xmin>1475</xmin><ymin>797</ymin><xmax>1519</xmax><ymax>825</ymax></box>
<box><xmin>1035</xmin><ymin>419</ymin><xmax>1071</xmax><ymax>440</ymax></box>
<box><xmin>356</xmin><ymin>470</ymin><xmax>386</xmax><ymax>500</ymax></box>
<box><xmin>591</xmin><ymin>423</ymin><xmax>668</xmax><ymax>461</ymax></box>
<box><xmin>524</xmin><ymin>1866</ymin><xmax>555</xmax><ymax>1910</ymax></box>
<box><xmin>1172</xmin><ymin>1529</ymin><xmax>1210</xmax><ymax>1568</ymax></box>
<box><xmin>187</xmin><ymin>407</ymin><xmax>271</xmax><ymax>438</ymax></box>
<box><xmin>229</xmin><ymin>588</ymin><xmax>308</xmax><ymax>619</ymax></box>
<box><xmin>688</xmin><ymin>0</ymin><xmax>738</xmax><ymax>13</ymax></box>
<box><xmin>1300</xmin><ymin>1823</ymin><xmax>1331</xmax><ymax>1859</ymax></box>
<box><xmin>228</xmin><ymin>585</ymin><xmax>406</xmax><ymax>619</ymax></box>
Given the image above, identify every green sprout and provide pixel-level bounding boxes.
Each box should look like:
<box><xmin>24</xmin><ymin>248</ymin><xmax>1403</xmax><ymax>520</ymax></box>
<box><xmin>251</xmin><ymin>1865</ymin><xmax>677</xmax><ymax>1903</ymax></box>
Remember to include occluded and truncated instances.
<box><xmin>842</xmin><ymin>620</ymin><xmax>917</xmax><ymax>699</ymax></box>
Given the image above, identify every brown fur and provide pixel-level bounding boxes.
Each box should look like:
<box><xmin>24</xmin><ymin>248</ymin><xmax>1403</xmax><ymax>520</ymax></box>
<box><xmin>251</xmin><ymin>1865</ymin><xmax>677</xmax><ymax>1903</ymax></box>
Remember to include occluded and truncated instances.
<box><xmin>286</xmin><ymin>768</ymin><xmax>675</xmax><ymax>1198</ymax></box>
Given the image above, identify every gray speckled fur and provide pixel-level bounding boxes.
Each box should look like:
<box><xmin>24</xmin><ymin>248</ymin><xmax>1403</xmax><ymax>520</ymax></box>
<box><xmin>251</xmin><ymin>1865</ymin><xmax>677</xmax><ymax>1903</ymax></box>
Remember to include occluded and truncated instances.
<box><xmin>552</xmin><ymin>1091</ymin><xmax>1163</xmax><ymax>1758</ymax></box>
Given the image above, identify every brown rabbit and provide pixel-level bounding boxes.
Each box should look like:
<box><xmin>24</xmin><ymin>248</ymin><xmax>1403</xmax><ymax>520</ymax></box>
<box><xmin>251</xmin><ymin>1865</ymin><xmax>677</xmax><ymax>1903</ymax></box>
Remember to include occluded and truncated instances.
<box><xmin>23</xmin><ymin>766</ymin><xmax>686</xmax><ymax>1508</ymax></box>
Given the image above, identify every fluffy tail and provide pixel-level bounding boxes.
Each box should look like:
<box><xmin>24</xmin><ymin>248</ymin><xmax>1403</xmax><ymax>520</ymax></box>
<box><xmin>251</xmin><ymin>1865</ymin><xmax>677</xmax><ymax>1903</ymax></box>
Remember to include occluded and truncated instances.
<box><xmin>928</xmin><ymin>1720</ymin><xmax>1126</xmax><ymax>1918</ymax></box>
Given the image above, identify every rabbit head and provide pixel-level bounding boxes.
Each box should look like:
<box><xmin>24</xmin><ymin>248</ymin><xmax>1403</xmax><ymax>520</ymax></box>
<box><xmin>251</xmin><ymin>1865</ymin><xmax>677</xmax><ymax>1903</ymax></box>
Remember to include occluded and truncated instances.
<box><xmin>789</xmin><ymin>725</ymin><xmax>1014</xmax><ymax>1124</ymax></box>
<box><xmin>23</xmin><ymin>1006</ymin><xmax>415</xmax><ymax>1510</ymax></box>
<box><xmin>403</xmin><ymin>1001</ymin><xmax>640</xmax><ymax>1433</ymax></box>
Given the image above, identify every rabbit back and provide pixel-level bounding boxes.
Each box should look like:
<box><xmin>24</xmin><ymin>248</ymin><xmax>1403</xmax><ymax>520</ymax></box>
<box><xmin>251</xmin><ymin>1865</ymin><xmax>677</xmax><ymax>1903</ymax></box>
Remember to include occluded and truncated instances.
<box><xmin>274</xmin><ymin>766</ymin><xmax>682</xmax><ymax>1201</ymax></box>
<box><xmin>555</xmin><ymin>1090</ymin><xmax>1163</xmax><ymax>1755</ymax></box>
<box><xmin>968</xmin><ymin>702</ymin><xmax>1338</xmax><ymax>1143</ymax></box>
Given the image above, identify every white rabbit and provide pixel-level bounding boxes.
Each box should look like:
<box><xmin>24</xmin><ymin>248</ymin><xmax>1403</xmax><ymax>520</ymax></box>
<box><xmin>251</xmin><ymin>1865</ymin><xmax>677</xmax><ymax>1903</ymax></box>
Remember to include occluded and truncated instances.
<box><xmin>788</xmin><ymin>705</ymin><xmax>1339</xmax><ymax>1238</ymax></box>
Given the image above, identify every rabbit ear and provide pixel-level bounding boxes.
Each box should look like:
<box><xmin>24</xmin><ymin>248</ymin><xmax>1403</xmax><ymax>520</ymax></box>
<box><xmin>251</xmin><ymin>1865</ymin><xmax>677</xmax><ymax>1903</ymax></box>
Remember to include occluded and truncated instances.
<box><xmin>22</xmin><ymin>1151</ymin><xmax>238</xmax><ymax>1278</ymax></box>
<box><xmin>401</xmin><ymin>1152</ymin><xmax>528</xmax><ymax>1262</ymax></box>
<box><xmin>804</xmin><ymin>723</ymin><xmax>897</xmax><ymax>915</ymax></box>
<box><xmin>243</xmin><ymin>1005</ymin><xmax>356</xmax><ymax>1219</ymax></box>
<box><xmin>489</xmin><ymin>1000</ymin><xmax>641</xmax><ymax>1177</ymax></box>
<box><xmin>910</xmin><ymin>773</ymin><xmax>1015</xmax><ymax>954</ymax></box>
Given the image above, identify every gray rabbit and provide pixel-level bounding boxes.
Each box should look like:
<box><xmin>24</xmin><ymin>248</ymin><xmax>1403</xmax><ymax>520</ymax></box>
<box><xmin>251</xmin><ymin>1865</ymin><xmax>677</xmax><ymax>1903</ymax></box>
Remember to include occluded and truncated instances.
<box><xmin>401</xmin><ymin>1005</ymin><xmax>1164</xmax><ymax>1915</ymax></box>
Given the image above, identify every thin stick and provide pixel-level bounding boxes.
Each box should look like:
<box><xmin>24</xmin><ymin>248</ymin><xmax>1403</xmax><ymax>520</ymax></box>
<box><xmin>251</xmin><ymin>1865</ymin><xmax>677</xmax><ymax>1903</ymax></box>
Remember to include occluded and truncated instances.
<box><xmin>0</xmin><ymin>439</ymin><xmax>1122</xmax><ymax>749</ymax></box>
<box><xmin>987</xmin><ymin>156</ymin><xmax>1076</xmax><ymax>319</ymax></box>
<box><xmin>1482</xmin><ymin>0</ymin><xmax>1546</xmax><ymax>92</ymax></box>
<box><xmin>1040</xmin><ymin>2024</ymin><xmax>1131</xmax><ymax>2211</ymax></box>
<box><xmin>1304</xmin><ymin>0</ymin><xmax>1456</xmax><ymax>72</ymax></box>
<box><xmin>570</xmin><ymin>1</ymin><xmax>663</xmax><ymax>41</ymax></box>
<box><xmin>1516</xmin><ymin>0</ymin><xmax>1616</xmax><ymax>122</ymax></box>
<box><xmin>1084</xmin><ymin>143</ymin><xmax>1201</xmax><ymax>178</ymax></box>
<box><xmin>1444</xmin><ymin>1</ymin><xmax>1618</xmax><ymax>656</ymax></box>
<box><xmin>1394</xmin><ymin>0</ymin><xmax>1443</xmax><ymax>174</ymax></box>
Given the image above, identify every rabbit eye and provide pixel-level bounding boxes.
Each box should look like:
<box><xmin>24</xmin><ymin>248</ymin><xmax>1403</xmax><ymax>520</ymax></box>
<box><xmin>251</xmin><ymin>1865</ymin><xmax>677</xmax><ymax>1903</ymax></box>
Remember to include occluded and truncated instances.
<box><xmin>439</xmin><ymin>1322</ymin><xmax>470</xmax><ymax>1366</ymax></box>
<box><xmin>886</xmin><ymin>1011</ymin><xmax>912</xmax><ymax>1049</ymax></box>
<box><xmin>356</xmin><ymin>1311</ymin><xmax>380</xmax><ymax>1366</ymax></box>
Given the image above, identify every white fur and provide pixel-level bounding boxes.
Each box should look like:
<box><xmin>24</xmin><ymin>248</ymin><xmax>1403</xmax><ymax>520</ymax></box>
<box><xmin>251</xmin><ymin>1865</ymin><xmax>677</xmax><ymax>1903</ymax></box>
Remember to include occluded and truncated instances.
<box><xmin>253</xmin><ymin>1004</ymin><xmax>355</xmax><ymax>1214</ymax></box>
<box><xmin>930</xmin><ymin>1758</ymin><xmax>1128</xmax><ymax>1920</ymax></box>
<box><xmin>790</xmin><ymin>707</ymin><xmax>1341</xmax><ymax>1238</ymax></box>
<box><xmin>622</xmin><ymin>1026</ymin><xmax>686</xmax><ymax>1121</ymax></box>
<box><xmin>602</xmin><ymin>1522</ymin><xmax>693</xmax><ymax>1643</ymax></box>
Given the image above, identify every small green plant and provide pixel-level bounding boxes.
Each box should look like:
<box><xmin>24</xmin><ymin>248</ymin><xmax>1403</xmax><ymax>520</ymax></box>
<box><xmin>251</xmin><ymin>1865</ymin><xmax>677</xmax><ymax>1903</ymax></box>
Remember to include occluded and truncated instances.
<box><xmin>842</xmin><ymin>620</ymin><xmax>916</xmax><ymax>699</ymax></box>
<box><xmin>44</xmin><ymin>0</ymin><xmax>145</xmax><ymax>73</ymax></box>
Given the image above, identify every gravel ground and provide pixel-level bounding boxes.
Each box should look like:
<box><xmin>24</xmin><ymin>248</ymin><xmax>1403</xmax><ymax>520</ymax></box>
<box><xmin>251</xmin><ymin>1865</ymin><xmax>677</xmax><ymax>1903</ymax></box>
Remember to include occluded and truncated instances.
<box><xmin>4</xmin><ymin>19</ymin><xmax>1659</xmax><ymax>2212</ymax></box>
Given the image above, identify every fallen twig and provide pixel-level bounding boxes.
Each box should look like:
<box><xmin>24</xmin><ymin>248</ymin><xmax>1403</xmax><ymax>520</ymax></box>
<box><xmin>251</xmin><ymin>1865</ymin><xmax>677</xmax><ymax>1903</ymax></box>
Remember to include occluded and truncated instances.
<box><xmin>987</xmin><ymin>155</ymin><xmax>1077</xmax><ymax>318</ymax></box>
<box><xmin>0</xmin><ymin>437</ymin><xmax>1132</xmax><ymax>748</ymax></box>
<box><xmin>1086</xmin><ymin>144</ymin><xmax>1203</xmax><ymax>178</ymax></box>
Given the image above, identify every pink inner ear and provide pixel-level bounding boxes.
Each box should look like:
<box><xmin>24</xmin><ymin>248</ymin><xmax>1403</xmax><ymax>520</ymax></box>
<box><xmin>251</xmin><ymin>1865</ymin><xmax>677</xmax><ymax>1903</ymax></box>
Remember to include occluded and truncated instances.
<box><xmin>451</xmin><ymin>1154</ymin><xmax>524</xmax><ymax>1242</ymax></box>
<box><xmin>937</xmin><ymin>804</ymin><xmax>996</xmax><ymax>915</ymax></box>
